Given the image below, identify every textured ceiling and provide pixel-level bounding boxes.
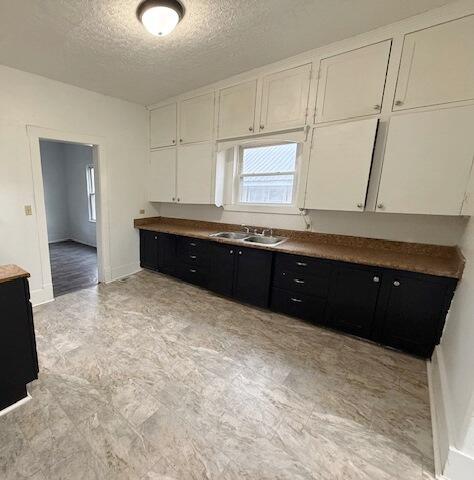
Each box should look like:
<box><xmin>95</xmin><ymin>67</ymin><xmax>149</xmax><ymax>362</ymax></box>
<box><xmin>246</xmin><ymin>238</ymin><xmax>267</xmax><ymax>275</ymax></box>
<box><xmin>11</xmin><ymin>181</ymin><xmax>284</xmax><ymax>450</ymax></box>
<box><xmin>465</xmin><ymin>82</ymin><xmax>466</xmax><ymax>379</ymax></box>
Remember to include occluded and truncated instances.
<box><xmin>0</xmin><ymin>0</ymin><xmax>456</xmax><ymax>105</ymax></box>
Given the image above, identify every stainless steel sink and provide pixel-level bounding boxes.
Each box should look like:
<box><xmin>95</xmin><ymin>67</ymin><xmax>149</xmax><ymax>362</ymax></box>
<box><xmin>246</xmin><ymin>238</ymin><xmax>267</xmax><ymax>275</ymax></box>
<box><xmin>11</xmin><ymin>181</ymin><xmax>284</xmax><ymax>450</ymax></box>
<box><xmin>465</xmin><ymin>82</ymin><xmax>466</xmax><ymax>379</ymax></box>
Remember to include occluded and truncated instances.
<box><xmin>209</xmin><ymin>231</ymin><xmax>250</xmax><ymax>240</ymax></box>
<box><xmin>243</xmin><ymin>235</ymin><xmax>287</xmax><ymax>246</ymax></box>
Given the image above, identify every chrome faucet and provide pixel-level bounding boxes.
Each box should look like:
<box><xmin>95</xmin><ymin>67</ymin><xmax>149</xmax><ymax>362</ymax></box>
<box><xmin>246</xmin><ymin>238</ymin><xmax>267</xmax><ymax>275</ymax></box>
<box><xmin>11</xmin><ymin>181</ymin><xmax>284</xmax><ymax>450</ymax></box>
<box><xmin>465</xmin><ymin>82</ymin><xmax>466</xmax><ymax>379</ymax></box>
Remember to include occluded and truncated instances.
<box><xmin>241</xmin><ymin>224</ymin><xmax>250</xmax><ymax>234</ymax></box>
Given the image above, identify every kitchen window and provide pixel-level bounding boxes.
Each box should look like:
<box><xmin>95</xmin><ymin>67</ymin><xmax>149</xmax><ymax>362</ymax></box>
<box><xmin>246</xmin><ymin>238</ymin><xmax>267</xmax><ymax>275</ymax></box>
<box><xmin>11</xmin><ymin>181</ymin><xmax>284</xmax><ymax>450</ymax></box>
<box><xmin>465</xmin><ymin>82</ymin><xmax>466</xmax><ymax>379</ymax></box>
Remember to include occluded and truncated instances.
<box><xmin>235</xmin><ymin>143</ymin><xmax>299</xmax><ymax>206</ymax></box>
<box><xmin>86</xmin><ymin>165</ymin><xmax>96</xmax><ymax>222</ymax></box>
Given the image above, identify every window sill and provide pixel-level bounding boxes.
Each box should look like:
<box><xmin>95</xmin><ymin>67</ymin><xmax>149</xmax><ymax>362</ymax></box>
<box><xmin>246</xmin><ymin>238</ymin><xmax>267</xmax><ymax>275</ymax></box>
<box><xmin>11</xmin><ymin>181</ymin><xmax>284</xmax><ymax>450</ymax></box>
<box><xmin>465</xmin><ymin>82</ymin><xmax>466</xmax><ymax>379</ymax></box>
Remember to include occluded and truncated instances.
<box><xmin>223</xmin><ymin>204</ymin><xmax>301</xmax><ymax>215</ymax></box>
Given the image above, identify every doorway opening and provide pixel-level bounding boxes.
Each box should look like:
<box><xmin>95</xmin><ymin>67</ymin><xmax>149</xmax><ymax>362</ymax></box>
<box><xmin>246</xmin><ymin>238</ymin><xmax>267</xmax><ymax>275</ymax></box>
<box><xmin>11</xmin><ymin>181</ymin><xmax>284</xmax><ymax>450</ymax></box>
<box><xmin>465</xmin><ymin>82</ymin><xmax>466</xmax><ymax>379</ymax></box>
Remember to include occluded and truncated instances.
<box><xmin>39</xmin><ymin>140</ymin><xmax>98</xmax><ymax>297</ymax></box>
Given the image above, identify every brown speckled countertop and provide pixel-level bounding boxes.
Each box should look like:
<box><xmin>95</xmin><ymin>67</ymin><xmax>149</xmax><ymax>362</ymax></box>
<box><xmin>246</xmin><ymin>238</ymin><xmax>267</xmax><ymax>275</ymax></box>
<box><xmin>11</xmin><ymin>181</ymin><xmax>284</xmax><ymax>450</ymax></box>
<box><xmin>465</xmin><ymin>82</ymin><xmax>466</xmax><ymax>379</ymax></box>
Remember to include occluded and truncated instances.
<box><xmin>0</xmin><ymin>264</ymin><xmax>30</xmax><ymax>284</ymax></box>
<box><xmin>134</xmin><ymin>217</ymin><xmax>465</xmax><ymax>279</ymax></box>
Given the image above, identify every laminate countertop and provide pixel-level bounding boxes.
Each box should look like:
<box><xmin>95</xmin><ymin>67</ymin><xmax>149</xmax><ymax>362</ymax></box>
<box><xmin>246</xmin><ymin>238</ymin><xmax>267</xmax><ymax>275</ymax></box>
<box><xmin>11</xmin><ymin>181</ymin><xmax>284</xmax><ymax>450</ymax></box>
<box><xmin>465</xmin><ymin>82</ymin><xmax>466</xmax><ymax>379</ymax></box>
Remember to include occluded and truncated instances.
<box><xmin>0</xmin><ymin>265</ymin><xmax>30</xmax><ymax>284</ymax></box>
<box><xmin>134</xmin><ymin>217</ymin><xmax>465</xmax><ymax>279</ymax></box>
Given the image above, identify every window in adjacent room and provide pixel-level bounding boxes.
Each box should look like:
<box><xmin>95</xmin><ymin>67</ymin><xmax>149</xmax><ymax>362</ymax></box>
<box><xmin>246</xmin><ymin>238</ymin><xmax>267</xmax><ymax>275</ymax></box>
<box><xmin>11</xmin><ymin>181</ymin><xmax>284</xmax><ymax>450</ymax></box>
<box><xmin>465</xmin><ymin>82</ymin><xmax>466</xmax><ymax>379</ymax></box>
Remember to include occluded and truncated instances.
<box><xmin>86</xmin><ymin>165</ymin><xmax>96</xmax><ymax>222</ymax></box>
<box><xmin>236</xmin><ymin>143</ymin><xmax>299</xmax><ymax>205</ymax></box>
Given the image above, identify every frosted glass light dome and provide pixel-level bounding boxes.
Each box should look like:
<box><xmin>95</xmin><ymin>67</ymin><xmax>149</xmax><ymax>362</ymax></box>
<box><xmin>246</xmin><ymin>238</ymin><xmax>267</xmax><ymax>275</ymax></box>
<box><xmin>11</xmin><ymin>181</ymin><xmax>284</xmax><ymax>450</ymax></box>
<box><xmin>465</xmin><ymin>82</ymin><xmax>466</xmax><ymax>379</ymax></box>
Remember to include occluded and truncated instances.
<box><xmin>137</xmin><ymin>0</ymin><xmax>184</xmax><ymax>37</ymax></box>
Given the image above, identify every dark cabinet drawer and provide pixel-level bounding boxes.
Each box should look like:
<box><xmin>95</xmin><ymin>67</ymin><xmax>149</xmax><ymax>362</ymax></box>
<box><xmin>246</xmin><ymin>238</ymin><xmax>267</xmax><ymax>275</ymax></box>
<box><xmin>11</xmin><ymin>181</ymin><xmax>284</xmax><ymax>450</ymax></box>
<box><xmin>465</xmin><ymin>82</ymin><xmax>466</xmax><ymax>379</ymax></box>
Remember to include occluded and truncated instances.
<box><xmin>177</xmin><ymin>263</ymin><xmax>209</xmax><ymax>288</ymax></box>
<box><xmin>271</xmin><ymin>288</ymin><xmax>327</xmax><ymax>323</ymax></box>
<box><xmin>274</xmin><ymin>253</ymin><xmax>333</xmax><ymax>277</ymax></box>
<box><xmin>177</xmin><ymin>237</ymin><xmax>210</xmax><ymax>266</ymax></box>
<box><xmin>273</xmin><ymin>269</ymin><xmax>330</xmax><ymax>297</ymax></box>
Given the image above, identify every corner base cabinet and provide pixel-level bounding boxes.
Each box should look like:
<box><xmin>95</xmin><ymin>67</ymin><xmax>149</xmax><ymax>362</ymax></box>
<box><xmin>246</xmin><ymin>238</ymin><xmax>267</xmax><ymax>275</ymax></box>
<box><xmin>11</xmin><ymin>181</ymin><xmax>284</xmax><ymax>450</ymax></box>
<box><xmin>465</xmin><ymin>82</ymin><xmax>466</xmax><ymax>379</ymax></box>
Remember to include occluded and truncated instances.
<box><xmin>0</xmin><ymin>275</ymin><xmax>39</xmax><ymax>411</ymax></box>
<box><xmin>139</xmin><ymin>229</ymin><xmax>457</xmax><ymax>358</ymax></box>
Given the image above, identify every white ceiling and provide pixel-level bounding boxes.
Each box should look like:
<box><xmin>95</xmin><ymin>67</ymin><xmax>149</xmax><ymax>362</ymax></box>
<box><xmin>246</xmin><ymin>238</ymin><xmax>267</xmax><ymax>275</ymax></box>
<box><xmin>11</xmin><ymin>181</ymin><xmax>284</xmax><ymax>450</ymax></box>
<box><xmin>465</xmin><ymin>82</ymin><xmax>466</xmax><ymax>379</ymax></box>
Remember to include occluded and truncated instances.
<box><xmin>0</xmin><ymin>0</ymin><xmax>456</xmax><ymax>105</ymax></box>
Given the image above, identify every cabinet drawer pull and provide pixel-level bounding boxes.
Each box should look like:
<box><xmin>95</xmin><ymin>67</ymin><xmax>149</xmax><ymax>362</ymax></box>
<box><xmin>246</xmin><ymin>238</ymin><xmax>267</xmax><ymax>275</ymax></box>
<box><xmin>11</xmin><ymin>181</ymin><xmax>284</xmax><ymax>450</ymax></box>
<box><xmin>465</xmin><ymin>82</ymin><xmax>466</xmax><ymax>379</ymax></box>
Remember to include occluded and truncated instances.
<box><xmin>393</xmin><ymin>280</ymin><xmax>400</xmax><ymax>287</ymax></box>
<box><xmin>296</xmin><ymin>262</ymin><xmax>307</xmax><ymax>267</ymax></box>
<box><xmin>293</xmin><ymin>278</ymin><xmax>305</xmax><ymax>284</ymax></box>
<box><xmin>189</xmin><ymin>242</ymin><xmax>197</xmax><ymax>247</ymax></box>
<box><xmin>229</xmin><ymin>250</ymin><xmax>234</xmax><ymax>254</ymax></box>
<box><xmin>189</xmin><ymin>255</ymin><xmax>197</xmax><ymax>259</ymax></box>
<box><xmin>238</xmin><ymin>251</ymin><xmax>242</xmax><ymax>255</ymax></box>
<box><xmin>290</xmin><ymin>297</ymin><xmax>303</xmax><ymax>303</ymax></box>
<box><xmin>189</xmin><ymin>268</ymin><xmax>197</xmax><ymax>273</ymax></box>
<box><xmin>373</xmin><ymin>276</ymin><xmax>380</xmax><ymax>283</ymax></box>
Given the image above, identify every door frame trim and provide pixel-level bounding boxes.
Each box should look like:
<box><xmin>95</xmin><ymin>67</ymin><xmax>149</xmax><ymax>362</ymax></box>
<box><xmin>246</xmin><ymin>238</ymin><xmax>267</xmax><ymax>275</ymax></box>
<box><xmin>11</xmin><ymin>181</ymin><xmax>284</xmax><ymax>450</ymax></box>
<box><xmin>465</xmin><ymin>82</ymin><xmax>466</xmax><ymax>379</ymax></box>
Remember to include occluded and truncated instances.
<box><xmin>27</xmin><ymin>126</ymin><xmax>112</xmax><ymax>304</ymax></box>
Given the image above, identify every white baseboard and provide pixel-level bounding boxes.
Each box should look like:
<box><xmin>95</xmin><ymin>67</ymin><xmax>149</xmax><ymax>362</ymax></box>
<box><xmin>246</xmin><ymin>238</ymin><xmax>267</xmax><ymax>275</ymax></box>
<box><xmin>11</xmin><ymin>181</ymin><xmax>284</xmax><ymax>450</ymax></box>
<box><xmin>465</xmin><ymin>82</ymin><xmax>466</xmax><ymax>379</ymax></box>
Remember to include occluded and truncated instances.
<box><xmin>30</xmin><ymin>283</ymin><xmax>54</xmax><ymax>307</ymax></box>
<box><xmin>428</xmin><ymin>346</ymin><xmax>474</xmax><ymax>480</ymax></box>
<box><xmin>0</xmin><ymin>392</ymin><xmax>32</xmax><ymax>417</ymax></box>
<box><xmin>70</xmin><ymin>237</ymin><xmax>97</xmax><ymax>248</ymax></box>
<box><xmin>48</xmin><ymin>237</ymin><xmax>71</xmax><ymax>244</ymax></box>
<box><xmin>109</xmin><ymin>262</ymin><xmax>142</xmax><ymax>283</ymax></box>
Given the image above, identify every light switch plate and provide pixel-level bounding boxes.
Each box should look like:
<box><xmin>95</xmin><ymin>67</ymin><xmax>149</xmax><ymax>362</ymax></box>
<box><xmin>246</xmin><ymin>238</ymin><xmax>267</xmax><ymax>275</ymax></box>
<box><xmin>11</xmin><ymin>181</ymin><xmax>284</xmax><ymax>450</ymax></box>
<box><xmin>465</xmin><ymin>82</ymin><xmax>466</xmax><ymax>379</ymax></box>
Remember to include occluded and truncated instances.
<box><xmin>139</xmin><ymin>209</ymin><xmax>145</xmax><ymax>214</ymax></box>
<box><xmin>24</xmin><ymin>205</ymin><xmax>32</xmax><ymax>216</ymax></box>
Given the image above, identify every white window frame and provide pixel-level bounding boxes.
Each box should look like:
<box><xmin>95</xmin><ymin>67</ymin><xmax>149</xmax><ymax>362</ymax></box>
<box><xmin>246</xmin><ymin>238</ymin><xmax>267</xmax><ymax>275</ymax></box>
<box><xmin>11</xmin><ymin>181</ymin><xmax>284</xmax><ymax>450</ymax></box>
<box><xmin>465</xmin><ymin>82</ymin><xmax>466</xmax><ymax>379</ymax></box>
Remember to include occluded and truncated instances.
<box><xmin>225</xmin><ymin>139</ymin><xmax>303</xmax><ymax>214</ymax></box>
<box><xmin>86</xmin><ymin>164</ymin><xmax>96</xmax><ymax>223</ymax></box>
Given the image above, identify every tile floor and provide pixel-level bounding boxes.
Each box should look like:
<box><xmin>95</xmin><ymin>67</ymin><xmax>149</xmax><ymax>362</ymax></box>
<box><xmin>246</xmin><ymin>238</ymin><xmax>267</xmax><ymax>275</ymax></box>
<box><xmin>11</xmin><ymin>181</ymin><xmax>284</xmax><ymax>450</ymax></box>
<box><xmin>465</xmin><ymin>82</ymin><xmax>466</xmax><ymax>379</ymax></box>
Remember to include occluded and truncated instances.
<box><xmin>0</xmin><ymin>270</ymin><xmax>435</xmax><ymax>479</ymax></box>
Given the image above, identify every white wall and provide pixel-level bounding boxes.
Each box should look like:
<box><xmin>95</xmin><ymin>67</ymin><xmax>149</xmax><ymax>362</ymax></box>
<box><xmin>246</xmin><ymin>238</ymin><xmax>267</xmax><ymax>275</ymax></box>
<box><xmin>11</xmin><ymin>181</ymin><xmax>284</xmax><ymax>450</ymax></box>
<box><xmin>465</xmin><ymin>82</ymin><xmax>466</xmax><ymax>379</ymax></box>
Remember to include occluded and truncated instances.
<box><xmin>40</xmin><ymin>141</ymin><xmax>70</xmax><ymax>242</ymax></box>
<box><xmin>158</xmin><ymin>203</ymin><xmax>467</xmax><ymax>246</ymax></box>
<box><xmin>63</xmin><ymin>143</ymin><xmax>96</xmax><ymax>247</ymax></box>
<box><xmin>0</xmin><ymin>65</ymin><xmax>157</xmax><ymax>305</ymax></box>
<box><xmin>430</xmin><ymin>217</ymin><xmax>474</xmax><ymax>479</ymax></box>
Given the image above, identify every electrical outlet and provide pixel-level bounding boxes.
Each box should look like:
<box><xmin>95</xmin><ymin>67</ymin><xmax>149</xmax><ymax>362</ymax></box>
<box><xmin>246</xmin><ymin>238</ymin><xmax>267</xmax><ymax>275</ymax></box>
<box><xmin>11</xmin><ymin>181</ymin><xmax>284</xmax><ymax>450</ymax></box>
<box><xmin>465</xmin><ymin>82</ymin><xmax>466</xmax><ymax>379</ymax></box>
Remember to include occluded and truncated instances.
<box><xmin>24</xmin><ymin>205</ymin><xmax>32</xmax><ymax>216</ymax></box>
<box><xmin>139</xmin><ymin>209</ymin><xmax>145</xmax><ymax>214</ymax></box>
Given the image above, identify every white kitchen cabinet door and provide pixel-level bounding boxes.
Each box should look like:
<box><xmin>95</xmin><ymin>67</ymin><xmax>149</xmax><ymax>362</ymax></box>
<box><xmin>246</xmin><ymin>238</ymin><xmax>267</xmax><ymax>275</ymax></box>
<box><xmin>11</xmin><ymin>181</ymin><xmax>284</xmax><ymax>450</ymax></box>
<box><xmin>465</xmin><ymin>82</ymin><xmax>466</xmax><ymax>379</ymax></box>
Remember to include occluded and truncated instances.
<box><xmin>150</xmin><ymin>103</ymin><xmax>177</xmax><ymax>149</ymax></box>
<box><xmin>218</xmin><ymin>80</ymin><xmax>257</xmax><ymax>139</ymax></box>
<box><xmin>304</xmin><ymin>118</ymin><xmax>378</xmax><ymax>211</ymax></box>
<box><xmin>148</xmin><ymin>148</ymin><xmax>176</xmax><ymax>202</ymax></box>
<box><xmin>179</xmin><ymin>92</ymin><xmax>215</xmax><ymax>144</ymax></box>
<box><xmin>376</xmin><ymin>106</ymin><xmax>474</xmax><ymax>215</ymax></box>
<box><xmin>176</xmin><ymin>142</ymin><xmax>214</xmax><ymax>204</ymax></box>
<box><xmin>394</xmin><ymin>15</ymin><xmax>474</xmax><ymax>111</ymax></box>
<box><xmin>259</xmin><ymin>63</ymin><xmax>311</xmax><ymax>133</ymax></box>
<box><xmin>315</xmin><ymin>40</ymin><xmax>391</xmax><ymax>123</ymax></box>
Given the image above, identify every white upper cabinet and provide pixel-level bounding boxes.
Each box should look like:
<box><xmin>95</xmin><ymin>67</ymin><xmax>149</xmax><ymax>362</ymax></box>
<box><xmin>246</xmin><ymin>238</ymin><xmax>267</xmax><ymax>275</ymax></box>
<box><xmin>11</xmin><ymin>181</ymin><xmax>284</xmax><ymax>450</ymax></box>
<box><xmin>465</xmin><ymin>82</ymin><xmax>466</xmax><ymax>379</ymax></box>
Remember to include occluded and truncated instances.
<box><xmin>150</xmin><ymin>103</ymin><xmax>177</xmax><ymax>149</ymax></box>
<box><xmin>315</xmin><ymin>40</ymin><xmax>391</xmax><ymax>123</ymax></box>
<box><xmin>177</xmin><ymin>142</ymin><xmax>214</xmax><ymax>204</ymax></box>
<box><xmin>218</xmin><ymin>80</ymin><xmax>257</xmax><ymax>139</ymax></box>
<box><xmin>259</xmin><ymin>64</ymin><xmax>312</xmax><ymax>133</ymax></box>
<box><xmin>393</xmin><ymin>15</ymin><xmax>474</xmax><ymax>111</ymax></box>
<box><xmin>376</xmin><ymin>106</ymin><xmax>474</xmax><ymax>216</ymax></box>
<box><xmin>179</xmin><ymin>92</ymin><xmax>215</xmax><ymax>144</ymax></box>
<box><xmin>304</xmin><ymin>118</ymin><xmax>378</xmax><ymax>211</ymax></box>
<box><xmin>148</xmin><ymin>147</ymin><xmax>176</xmax><ymax>203</ymax></box>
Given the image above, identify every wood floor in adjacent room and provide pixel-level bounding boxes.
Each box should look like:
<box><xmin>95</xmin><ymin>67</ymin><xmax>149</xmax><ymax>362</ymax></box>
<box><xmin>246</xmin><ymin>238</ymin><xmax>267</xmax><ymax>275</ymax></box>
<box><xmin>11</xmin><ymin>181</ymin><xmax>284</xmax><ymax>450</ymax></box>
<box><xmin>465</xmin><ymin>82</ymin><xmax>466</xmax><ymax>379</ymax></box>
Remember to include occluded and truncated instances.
<box><xmin>49</xmin><ymin>240</ymin><xmax>98</xmax><ymax>297</ymax></box>
<box><xmin>0</xmin><ymin>270</ymin><xmax>435</xmax><ymax>479</ymax></box>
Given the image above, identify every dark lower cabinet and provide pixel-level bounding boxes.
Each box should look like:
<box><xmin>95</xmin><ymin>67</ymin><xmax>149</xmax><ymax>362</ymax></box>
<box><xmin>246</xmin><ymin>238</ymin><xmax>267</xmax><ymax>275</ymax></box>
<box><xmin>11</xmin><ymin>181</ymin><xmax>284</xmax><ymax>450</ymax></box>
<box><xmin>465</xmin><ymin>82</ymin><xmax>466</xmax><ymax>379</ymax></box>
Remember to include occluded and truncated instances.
<box><xmin>374</xmin><ymin>271</ymin><xmax>457</xmax><ymax>357</ymax></box>
<box><xmin>233</xmin><ymin>247</ymin><xmax>273</xmax><ymax>308</ymax></box>
<box><xmin>325</xmin><ymin>265</ymin><xmax>382</xmax><ymax>339</ymax></box>
<box><xmin>208</xmin><ymin>243</ymin><xmax>236</xmax><ymax>297</ymax></box>
<box><xmin>139</xmin><ymin>230</ymin><xmax>159</xmax><ymax>270</ymax></box>
<box><xmin>139</xmin><ymin>230</ymin><xmax>458</xmax><ymax>358</ymax></box>
<box><xmin>157</xmin><ymin>233</ymin><xmax>177</xmax><ymax>275</ymax></box>
<box><xmin>0</xmin><ymin>276</ymin><xmax>39</xmax><ymax>410</ymax></box>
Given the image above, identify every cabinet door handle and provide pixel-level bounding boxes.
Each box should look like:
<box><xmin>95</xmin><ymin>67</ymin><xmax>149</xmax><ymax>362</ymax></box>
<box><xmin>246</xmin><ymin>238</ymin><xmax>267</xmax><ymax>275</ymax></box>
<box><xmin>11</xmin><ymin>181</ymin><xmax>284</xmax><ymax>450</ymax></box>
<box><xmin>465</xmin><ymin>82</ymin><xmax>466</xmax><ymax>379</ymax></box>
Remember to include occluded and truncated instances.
<box><xmin>291</xmin><ymin>297</ymin><xmax>303</xmax><ymax>303</ymax></box>
<box><xmin>293</xmin><ymin>278</ymin><xmax>305</xmax><ymax>284</ymax></box>
<box><xmin>154</xmin><ymin>236</ymin><xmax>158</xmax><ymax>240</ymax></box>
<box><xmin>189</xmin><ymin>268</ymin><xmax>197</xmax><ymax>273</ymax></box>
<box><xmin>395</xmin><ymin>100</ymin><xmax>404</xmax><ymax>106</ymax></box>
<box><xmin>172</xmin><ymin>139</ymin><xmax>176</xmax><ymax>144</ymax></box>
<box><xmin>189</xmin><ymin>255</ymin><xmax>197</xmax><ymax>259</ymax></box>
<box><xmin>373</xmin><ymin>276</ymin><xmax>380</xmax><ymax>283</ymax></box>
<box><xmin>229</xmin><ymin>250</ymin><xmax>234</xmax><ymax>254</ymax></box>
<box><xmin>172</xmin><ymin>197</ymin><xmax>175</xmax><ymax>201</ymax></box>
<box><xmin>238</xmin><ymin>251</ymin><xmax>242</xmax><ymax>255</ymax></box>
<box><xmin>260</xmin><ymin>125</ymin><xmax>265</xmax><ymax>130</ymax></box>
<box><xmin>373</xmin><ymin>104</ymin><xmax>381</xmax><ymax>110</ymax></box>
<box><xmin>357</xmin><ymin>203</ymin><xmax>364</xmax><ymax>209</ymax></box>
<box><xmin>190</xmin><ymin>242</ymin><xmax>197</xmax><ymax>247</ymax></box>
<box><xmin>377</xmin><ymin>203</ymin><xmax>384</xmax><ymax>210</ymax></box>
<box><xmin>249</xmin><ymin>126</ymin><xmax>253</xmax><ymax>132</ymax></box>
<box><xmin>393</xmin><ymin>280</ymin><xmax>400</xmax><ymax>287</ymax></box>
<box><xmin>296</xmin><ymin>262</ymin><xmax>307</xmax><ymax>267</ymax></box>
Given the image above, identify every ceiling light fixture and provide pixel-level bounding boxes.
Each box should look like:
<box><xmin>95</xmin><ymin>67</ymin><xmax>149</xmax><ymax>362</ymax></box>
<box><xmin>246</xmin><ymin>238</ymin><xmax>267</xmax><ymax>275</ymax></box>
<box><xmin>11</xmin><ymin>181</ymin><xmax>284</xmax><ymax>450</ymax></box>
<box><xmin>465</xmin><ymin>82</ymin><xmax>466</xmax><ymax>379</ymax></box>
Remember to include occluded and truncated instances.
<box><xmin>137</xmin><ymin>0</ymin><xmax>184</xmax><ymax>37</ymax></box>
